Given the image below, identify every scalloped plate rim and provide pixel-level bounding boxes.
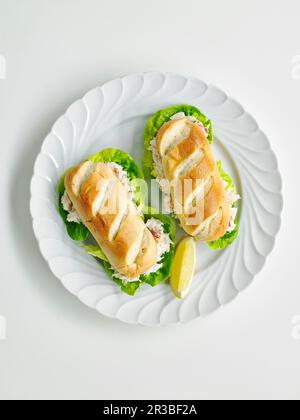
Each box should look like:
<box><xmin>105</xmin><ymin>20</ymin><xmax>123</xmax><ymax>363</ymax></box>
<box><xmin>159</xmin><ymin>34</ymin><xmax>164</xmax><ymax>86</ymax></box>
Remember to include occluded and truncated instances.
<box><xmin>29</xmin><ymin>71</ymin><xmax>283</xmax><ymax>326</ymax></box>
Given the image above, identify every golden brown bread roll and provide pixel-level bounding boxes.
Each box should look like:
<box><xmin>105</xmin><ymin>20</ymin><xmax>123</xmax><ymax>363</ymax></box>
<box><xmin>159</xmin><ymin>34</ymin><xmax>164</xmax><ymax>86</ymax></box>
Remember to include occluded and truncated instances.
<box><xmin>64</xmin><ymin>161</ymin><xmax>157</xmax><ymax>279</ymax></box>
<box><xmin>155</xmin><ymin>118</ymin><xmax>231</xmax><ymax>241</ymax></box>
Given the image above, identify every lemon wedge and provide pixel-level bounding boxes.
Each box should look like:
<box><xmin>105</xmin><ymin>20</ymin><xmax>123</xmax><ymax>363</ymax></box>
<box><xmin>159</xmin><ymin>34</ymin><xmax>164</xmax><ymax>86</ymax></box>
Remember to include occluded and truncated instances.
<box><xmin>170</xmin><ymin>237</ymin><xmax>196</xmax><ymax>299</ymax></box>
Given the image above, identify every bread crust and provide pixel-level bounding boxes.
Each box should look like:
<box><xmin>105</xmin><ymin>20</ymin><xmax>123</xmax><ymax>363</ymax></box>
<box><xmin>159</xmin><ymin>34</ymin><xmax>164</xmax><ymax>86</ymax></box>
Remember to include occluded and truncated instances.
<box><xmin>156</xmin><ymin>118</ymin><xmax>231</xmax><ymax>241</ymax></box>
<box><xmin>65</xmin><ymin>161</ymin><xmax>157</xmax><ymax>278</ymax></box>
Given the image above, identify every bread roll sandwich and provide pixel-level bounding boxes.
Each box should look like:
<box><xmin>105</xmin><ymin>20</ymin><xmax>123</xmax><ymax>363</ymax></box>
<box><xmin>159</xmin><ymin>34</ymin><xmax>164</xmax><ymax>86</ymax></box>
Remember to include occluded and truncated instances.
<box><xmin>143</xmin><ymin>105</ymin><xmax>240</xmax><ymax>249</ymax></box>
<box><xmin>58</xmin><ymin>148</ymin><xmax>175</xmax><ymax>296</ymax></box>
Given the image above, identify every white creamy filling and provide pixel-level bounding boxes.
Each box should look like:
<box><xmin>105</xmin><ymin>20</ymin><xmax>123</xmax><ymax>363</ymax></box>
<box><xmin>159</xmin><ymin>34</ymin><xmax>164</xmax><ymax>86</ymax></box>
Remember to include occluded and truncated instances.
<box><xmin>61</xmin><ymin>190</ymin><xmax>82</xmax><ymax>224</ymax></box>
<box><xmin>223</xmin><ymin>181</ymin><xmax>241</xmax><ymax>233</ymax></box>
<box><xmin>113</xmin><ymin>218</ymin><xmax>172</xmax><ymax>284</ymax></box>
<box><xmin>146</xmin><ymin>218</ymin><xmax>171</xmax><ymax>261</ymax></box>
<box><xmin>107</xmin><ymin>162</ymin><xmax>135</xmax><ymax>194</ymax></box>
<box><xmin>107</xmin><ymin>162</ymin><xmax>137</xmax><ymax>204</ymax></box>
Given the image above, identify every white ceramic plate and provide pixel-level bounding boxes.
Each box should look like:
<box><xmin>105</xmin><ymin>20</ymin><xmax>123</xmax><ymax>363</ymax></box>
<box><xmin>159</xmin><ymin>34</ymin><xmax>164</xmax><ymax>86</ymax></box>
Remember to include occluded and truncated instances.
<box><xmin>30</xmin><ymin>72</ymin><xmax>283</xmax><ymax>326</ymax></box>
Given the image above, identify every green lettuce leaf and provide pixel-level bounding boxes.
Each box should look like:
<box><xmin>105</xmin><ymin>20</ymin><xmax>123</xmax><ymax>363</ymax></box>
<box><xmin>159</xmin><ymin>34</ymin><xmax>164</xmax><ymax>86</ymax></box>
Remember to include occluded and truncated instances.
<box><xmin>208</xmin><ymin>222</ymin><xmax>239</xmax><ymax>250</ymax></box>
<box><xmin>102</xmin><ymin>262</ymin><xmax>142</xmax><ymax>296</ymax></box>
<box><xmin>143</xmin><ymin>104</ymin><xmax>213</xmax><ymax>178</ymax></box>
<box><xmin>140</xmin><ymin>209</ymin><xmax>176</xmax><ymax>287</ymax></box>
<box><xmin>81</xmin><ymin>244</ymin><xmax>108</xmax><ymax>262</ymax></box>
<box><xmin>208</xmin><ymin>161</ymin><xmax>239</xmax><ymax>249</ymax></box>
<box><xmin>57</xmin><ymin>173</ymin><xmax>89</xmax><ymax>241</ymax></box>
<box><xmin>87</xmin><ymin>148</ymin><xmax>144</xmax><ymax>179</ymax></box>
<box><xmin>216</xmin><ymin>160</ymin><xmax>236</xmax><ymax>192</ymax></box>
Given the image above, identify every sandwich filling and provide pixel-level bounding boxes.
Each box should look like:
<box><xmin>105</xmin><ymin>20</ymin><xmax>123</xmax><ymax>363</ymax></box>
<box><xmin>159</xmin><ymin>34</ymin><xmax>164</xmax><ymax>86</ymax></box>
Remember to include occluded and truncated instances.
<box><xmin>61</xmin><ymin>190</ymin><xmax>82</xmax><ymax>224</ymax></box>
<box><xmin>148</xmin><ymin>113</ymin><xmax>240</xmax><ymax>235</ymax></box>
<box><xmin>223</xmin><ymin>180</ymin><xmax>240</xmax><ymax>233</ymax></box>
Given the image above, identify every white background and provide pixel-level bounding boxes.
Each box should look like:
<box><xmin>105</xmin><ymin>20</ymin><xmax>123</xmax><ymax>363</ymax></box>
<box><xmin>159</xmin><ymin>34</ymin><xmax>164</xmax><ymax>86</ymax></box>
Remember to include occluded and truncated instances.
<box><xmin>0</xmin><ymin>0</ymin><xmax>299</xmax><ymax>400</ymax></box>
